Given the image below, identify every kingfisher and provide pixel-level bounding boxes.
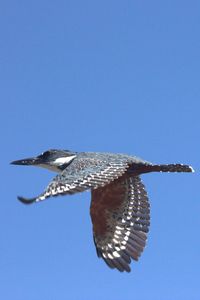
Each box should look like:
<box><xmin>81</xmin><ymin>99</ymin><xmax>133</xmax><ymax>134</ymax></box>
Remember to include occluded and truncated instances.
<box><xmin>11</xmin><ymin>149</ymin><xmax>194</xmax><ymax>272</ymax></box>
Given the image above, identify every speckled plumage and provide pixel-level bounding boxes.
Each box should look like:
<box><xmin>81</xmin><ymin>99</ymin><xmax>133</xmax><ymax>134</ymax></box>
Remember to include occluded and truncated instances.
<box><xmin>12</xmin><ymin>150</ymin><xmax>194</xmax><ymax>272</ymax></box>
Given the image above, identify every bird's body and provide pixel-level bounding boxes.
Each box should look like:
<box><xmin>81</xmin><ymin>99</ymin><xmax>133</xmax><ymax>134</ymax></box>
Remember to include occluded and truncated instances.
<box><xmin>11</xmin><ymin>149</ymin><xmax>194</xmax><ymax>272</ymax></box>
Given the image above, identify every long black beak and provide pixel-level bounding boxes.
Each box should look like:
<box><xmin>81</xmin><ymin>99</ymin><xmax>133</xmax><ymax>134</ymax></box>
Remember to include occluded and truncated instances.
<box><xmin>10</xmin><ymin>157</ymin><xmax>40</xmax><ymax>166</ymax></box>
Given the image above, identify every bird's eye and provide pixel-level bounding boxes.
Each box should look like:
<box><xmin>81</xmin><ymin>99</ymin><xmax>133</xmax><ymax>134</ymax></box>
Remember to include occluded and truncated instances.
<box><xmin>43</xmin><ymin>151</ymin><xmax>50</xmax><ymax>157</ymax></box>
<box><xmin>38</xmin><ymin>151</ymin><xmax>50</xmax><ymax>159</ymax></box>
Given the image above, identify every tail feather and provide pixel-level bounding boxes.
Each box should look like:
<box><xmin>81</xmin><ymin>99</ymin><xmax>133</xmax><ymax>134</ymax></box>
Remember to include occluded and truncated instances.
<box><xmin>150</xmin><ymin>164</ymin><xmax>194</xmax><ymax>173</ymax></box>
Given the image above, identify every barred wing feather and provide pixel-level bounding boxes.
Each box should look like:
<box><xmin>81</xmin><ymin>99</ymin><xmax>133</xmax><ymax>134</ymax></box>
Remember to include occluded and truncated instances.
<box><xmin>90</xmin><ymin>175</ymin><xmax>150</xmax><ymax>272</ymax></box>
<box><xmin>18</xmin><ymin>157</ymin><xmax>130</xmax><ymax>204</ymax></box>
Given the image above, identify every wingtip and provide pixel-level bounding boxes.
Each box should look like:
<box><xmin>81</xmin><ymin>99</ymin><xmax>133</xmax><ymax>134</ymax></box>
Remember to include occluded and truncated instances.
<box><xmin>17</xmin><ymin>196</ymin><xmax>36</xmax><ymax>205</ymax></box>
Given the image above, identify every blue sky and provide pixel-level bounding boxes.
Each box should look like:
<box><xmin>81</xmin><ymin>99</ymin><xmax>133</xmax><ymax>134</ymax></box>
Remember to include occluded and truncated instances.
<box><xmin>1</xmin><ymin>0</ymin><xmax>199</xmax><ymax>299</ymax></box>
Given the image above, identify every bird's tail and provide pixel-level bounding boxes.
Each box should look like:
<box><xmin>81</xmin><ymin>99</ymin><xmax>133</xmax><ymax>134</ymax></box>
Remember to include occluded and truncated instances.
<box><xmin>149</xmin><ymin>164</ymin><xmax>194</xmax><ymax>173</ymax></box>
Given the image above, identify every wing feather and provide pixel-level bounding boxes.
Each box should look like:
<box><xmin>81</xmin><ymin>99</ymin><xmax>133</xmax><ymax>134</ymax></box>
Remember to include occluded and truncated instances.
<box><xmin>18</xmin><ymin>157</ymin><xmax>129</xmax><ymax>204</ymax></box>
<box><xmin>90</xmin><ymin>175</ymin><xmax>150</xmax><ymax>272</ymax></box>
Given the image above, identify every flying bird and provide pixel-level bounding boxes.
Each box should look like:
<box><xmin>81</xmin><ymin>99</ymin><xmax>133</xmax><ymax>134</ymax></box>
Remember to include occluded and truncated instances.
<box><xmin>11</xmin><ymin>149</ymin><xmax>194</xmax><ymax>272</ymax></box>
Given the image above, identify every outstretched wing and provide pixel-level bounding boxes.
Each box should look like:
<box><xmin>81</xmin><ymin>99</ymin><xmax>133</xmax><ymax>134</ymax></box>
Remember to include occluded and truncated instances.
<box><xmin>18</xmin><ymin>157</ymin><xmax>130</xmax><ymax>204</ymax></box>
<box><xmin>90</xmin><ymin>175</ymin><xmax>150</xmax><ymax>272</ymax></box>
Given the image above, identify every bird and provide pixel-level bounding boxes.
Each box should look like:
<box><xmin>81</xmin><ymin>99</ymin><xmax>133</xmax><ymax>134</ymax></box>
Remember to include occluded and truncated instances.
<box><xmin>11</xmin><ymin>149</ymin><xmax>194</xmax><ymax>272</ymax></box>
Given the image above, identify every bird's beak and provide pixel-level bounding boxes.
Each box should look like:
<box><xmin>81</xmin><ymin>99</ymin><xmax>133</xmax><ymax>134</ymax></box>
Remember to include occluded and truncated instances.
<box><xmin>10</xmin><ymin>157</ymin><xmax>40</xmax><ymax>166</ymax></box>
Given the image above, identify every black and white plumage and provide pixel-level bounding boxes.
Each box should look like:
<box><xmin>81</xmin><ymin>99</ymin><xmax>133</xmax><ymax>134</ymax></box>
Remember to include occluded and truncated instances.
<box><xmin>11</xmin><ymin>149</ymin><xmax>194</xmax><ymax>272</ymax></box>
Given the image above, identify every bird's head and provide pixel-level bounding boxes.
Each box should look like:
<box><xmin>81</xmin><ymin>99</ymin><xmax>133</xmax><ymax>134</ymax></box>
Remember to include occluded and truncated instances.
<box><xmin>11</xmin><ymin>149</ymin><xmax>77</xmax><ymax>172</ymax></box>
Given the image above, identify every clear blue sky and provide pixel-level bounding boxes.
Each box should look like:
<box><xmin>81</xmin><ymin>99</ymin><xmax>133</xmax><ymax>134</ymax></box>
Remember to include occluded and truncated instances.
<box><xmin>1</xmin><ymin>1</ymin><xmax>199</xmax><ymax>299</ymax></box>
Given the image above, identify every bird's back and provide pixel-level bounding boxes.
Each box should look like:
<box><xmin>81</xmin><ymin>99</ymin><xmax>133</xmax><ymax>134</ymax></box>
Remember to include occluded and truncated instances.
<box><xmin>76</xmin><ymin>151</ymin><xmax>152</xmax><ymax>166</ymax></box>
